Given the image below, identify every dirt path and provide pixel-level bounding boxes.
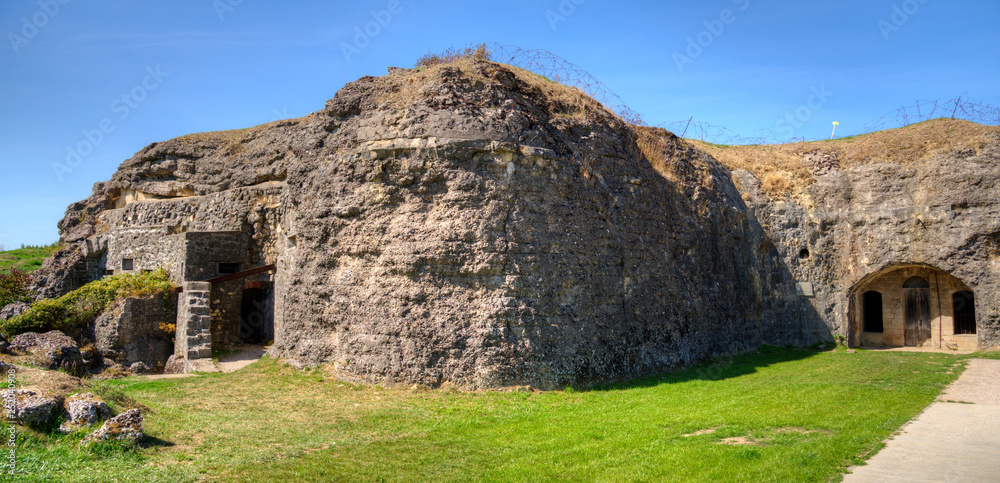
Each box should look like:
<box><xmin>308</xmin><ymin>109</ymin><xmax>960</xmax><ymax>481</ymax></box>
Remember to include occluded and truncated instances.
<box><xmin>215</xmin><ymin>345</ymin><xmax>268</xmax><ymax>373</ymax></box>
<box><xmin>139</xmin><ymin>345</ymin><xmax>268</xmax><ymax>380</ymax></box>
<box><xmin>843</xmin><ymin>358</ymin><xmax>1000</xmax><ymax>482</ymax></box>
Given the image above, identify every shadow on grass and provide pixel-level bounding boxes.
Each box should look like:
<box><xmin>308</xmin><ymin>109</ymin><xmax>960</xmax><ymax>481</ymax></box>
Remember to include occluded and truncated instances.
<box><xmin>139</xmin><ymin>435</ymin><xmax>175</xmax><ymax>449</ymax></box>
<box><xmin>590</xmin><ymin>345</ymin><xmax>826</xmax><ymax>392</ymax></box>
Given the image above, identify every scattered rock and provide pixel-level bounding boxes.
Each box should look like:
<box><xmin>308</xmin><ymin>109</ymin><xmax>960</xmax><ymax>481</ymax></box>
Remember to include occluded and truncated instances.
<box><xmin>2</xmin><ymin>389</ymin><xmax>63</xmax><ymax>427</ymax></box>
<box><xmin>9</xmin><ymin>331</ymin><xmax>84</xmax><ymax>376</ymax></box>
<box><xmin>81</xmin><ymin>409</ymin><xmax>143</xmax><ymax>445</ymax></box>
<box><xmin>163</xmin><ymin>355</ymin><xmax>185</xmax><ymax>374</ymax></box>
<box><xmin>846</xmin><ymin>349</ymin><xmax>857</xmax><ymax>354</ymax></box>
<box><xmin>79</xmin><ymin>344</ymin><xmax>101</xmax><ymax>370</ymax></box>
<box><xmin>0</xmin><ymin>301</ymin><xmax>29</xmax><ymax>321</ymax></box>
<box><xmin>58</xmin><ymin>393</ymin><xmax>111</xmax><ymax>433</ymax></box>
<box><xmin>801</xmin><ymin>150</ymin><xmax>841</xmax><ymax>176</ymax></box>
<box><xmin>128</xmin><ymin>361</ymin><xmax>153</xmax><ymax>375</ymax></box>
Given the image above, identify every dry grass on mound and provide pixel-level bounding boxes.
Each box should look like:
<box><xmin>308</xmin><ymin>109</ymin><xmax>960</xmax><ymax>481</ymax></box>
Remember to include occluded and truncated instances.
<box><xmin>374</xmin><ymin>59</ymin><xmax>616</xmax><ymax>124</ymax></box>
<box><xmin>687</xmin><ymin>119</ymin><xmax>1000</xmax><ymax>200</ymax></box>
<box><xmin>175</xmin><ymin>115</ymin><xmax>311</xmax><ymax>146</ymax></box>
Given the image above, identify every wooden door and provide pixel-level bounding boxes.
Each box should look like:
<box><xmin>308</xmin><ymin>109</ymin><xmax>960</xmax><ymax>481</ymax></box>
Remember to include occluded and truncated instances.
<box><xmin>903</xmin><ymin>277</ymin><xmax>931</xmax><ymax>347</ymax></box>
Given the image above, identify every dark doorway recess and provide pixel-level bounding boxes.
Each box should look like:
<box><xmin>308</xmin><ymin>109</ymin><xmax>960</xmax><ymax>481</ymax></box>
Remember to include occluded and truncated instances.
<box><xmin>863</xmin><ymin>291</ymin><xmax>883</xmax><ymax>333</ymax></box>
<box><xmin>240</xmin><ymin>285</ymin><xmax>274</xmax><ymax>344</ymax></box>
<box><xmin>953</xmin><ymin>291</ymin><xmax>976</xmax><ymax>335</ymax></box>
<box><xmin>903</xmin><ymin>277</ymin><xmax>931</xmax><ymax>346</ymax></box>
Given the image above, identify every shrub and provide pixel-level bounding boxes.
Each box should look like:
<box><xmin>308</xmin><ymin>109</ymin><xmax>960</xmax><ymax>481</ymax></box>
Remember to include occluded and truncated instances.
<box><xmin>0</xmin><ymin>267</ymin><xmax>33</xmax><ymax>308</ymax></box>
<box><xmin>0</xmin><ymin>269</ymin><xmax>173</xmax><ymax>338</ymax></box>
<box><xmin>414</xmin><ymin>43</ymin><xmax>492</xmax><ymax>68</ymax></box>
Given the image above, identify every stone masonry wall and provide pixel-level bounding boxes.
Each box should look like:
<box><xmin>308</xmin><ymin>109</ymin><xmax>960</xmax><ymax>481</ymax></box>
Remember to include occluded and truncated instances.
<box><xmin>853</xmin><ymin>266</ymin><xmax>975</xmax><ymax>350</ymax></box>
<box><xmin>174</xmin><ymin>282</ymin><xmax>215</xmax><ymax>372</ymax></box>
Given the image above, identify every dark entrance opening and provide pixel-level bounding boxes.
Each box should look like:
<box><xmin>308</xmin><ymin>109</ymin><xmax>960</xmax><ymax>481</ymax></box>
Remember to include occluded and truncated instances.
<box><xmin>953</xmin><ymin>290</ymin><xmax>976</xmax><ymax>335</ymax></box>
<box><xmin>903</xmin><ymin>277</ymin><xmax>932</xmax><ymax>346</ymax></box>
<box><xmin>862</xmin><ymin>291</ymin><xmax>883</xmax><ymax>333</ymax></box>
<box><xmin>239</xmin><ymin>284</ymin><xmax>274</xmax><ymax>344</ymax></box>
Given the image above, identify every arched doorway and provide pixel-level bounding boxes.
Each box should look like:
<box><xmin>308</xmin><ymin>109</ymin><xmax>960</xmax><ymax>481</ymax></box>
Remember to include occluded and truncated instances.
<box><xmin>849</xmin><ymin>265</ymin><xmax>977</xmax><ymax>350</ymax></box>
<box><xmin>903</xmin><ymin>277</ymin><xmax>931</xmax><ymax>347</ymax></box>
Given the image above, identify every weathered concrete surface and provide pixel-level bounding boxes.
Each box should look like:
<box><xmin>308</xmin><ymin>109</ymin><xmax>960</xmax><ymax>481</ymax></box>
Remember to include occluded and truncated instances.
<box><xmin>216</xmin><ymin>344</ymin><xmax>266</xmax><ymax>373</ymax></box>
<box><xmin>732</xmin><ymin>133</ymin><xmax>1000</xmax><ymax>349</ymax></box>
<box><xmin>93</xmin><ymin>296</ymin><xmax>173</xmax><ymax>373</ymax></box>
<box><xmin>844</xmin><ymin>359</ymin><xmax>1000</xmax><ymax>482</ymax></box>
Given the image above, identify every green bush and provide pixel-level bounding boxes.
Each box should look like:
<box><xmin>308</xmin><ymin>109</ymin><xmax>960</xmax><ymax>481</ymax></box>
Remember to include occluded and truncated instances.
<box><xmin>0</xmin><ymin>267</ymin><xmax>33</xmax><ymax>308</ymax></box>
<box><xmin>0</xmin><ymin>269</ymin><xmax>173</xmax><ymax>338</ymax></box>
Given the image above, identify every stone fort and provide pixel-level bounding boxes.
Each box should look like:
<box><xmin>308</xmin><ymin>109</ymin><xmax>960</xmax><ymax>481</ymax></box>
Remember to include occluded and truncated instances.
<box><xmin>31</xmin><ymin>60</ymin><xmax>1000</xmax><ymax>388</ymax></box>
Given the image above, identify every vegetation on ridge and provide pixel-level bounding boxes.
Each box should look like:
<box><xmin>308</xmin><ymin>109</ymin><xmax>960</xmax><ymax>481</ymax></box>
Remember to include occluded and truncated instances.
<box><xmin>0</xmin><ymin>243</ymin><xmax>58</xmax><ymax>274</ymax></box>
<box><xmin>414</xmin><ymin>43</ymin><xmax>492</xmax><ymax>68</ymax></box>
<box><xmin>0</xmin><ymin>267</ymin><xmax>33</xmax><ymax>309</ymax></box>
<box><xmin>0</xmin><ymin>269</ymin><xmax>173</xmax><ymax>338</ymax></box>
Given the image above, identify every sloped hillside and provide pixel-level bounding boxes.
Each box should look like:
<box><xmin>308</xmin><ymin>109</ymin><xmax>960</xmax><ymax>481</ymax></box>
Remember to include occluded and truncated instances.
<box><xmin>689</xmin><ymin>119</ymin><xmax>1000</xmax><ymax>201</ymax></box>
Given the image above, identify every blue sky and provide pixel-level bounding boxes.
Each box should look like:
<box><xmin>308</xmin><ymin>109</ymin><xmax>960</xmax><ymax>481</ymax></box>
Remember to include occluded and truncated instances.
<box><xmin>1</xmin><ymin>0</ymin><xmax>998</xmax><ymax>247</ymax></box>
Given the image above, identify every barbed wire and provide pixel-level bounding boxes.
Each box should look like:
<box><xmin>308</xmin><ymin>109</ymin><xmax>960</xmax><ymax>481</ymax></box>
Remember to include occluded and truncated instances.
<box><xmin>482</xmin><ymin>43</ymin><xmax>999</xmax><ymax>146</ymax></box>
<box><xmin>484</xmin><ymin>43</ymin><xmax>644</xmax><ymax>124</ymax></box>
<box><xmin>658</xmin><ymin>95</ymin><xmax>1000</xmax><ymax>145</ymax></box>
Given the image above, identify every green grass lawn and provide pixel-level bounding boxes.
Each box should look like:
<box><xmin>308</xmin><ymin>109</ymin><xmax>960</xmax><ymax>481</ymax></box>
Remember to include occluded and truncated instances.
<box><xmin>6</xmin><ymin>347</ymin><xmax>966</xmax><ymax>482</ymax></box>
<box><xmin>0</xmin><ymin>245</ymin><xmax>57</xmax><ymax>274</ymax></box>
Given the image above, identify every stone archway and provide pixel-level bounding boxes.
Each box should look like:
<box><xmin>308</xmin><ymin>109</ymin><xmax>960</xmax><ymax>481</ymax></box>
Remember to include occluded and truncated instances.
<box><xmin>849</xmin><ymin>265</ymin><xmax>978</xmax><ymax>350</ymax></box>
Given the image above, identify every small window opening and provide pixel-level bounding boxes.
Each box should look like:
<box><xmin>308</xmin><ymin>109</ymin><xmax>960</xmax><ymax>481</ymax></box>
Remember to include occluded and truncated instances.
<box><xmin>121</xmin><ymin>258</ymin><xmax>134</xmax><ymax>271</ymax></box>
<box><xmin>799</xmin><ymin>248</ymin><xmax>810</xmax><ymax>259</ymax></box>
<box><xmin>218</xmin><ymin>262</ymin><xmax>242</xmax><ymax>275</ymax></box>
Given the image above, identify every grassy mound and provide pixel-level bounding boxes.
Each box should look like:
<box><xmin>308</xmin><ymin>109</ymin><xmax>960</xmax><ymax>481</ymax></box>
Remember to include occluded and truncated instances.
<box><xmin>0</xmin><ymin>244</ymin><xmax>58</xmax><ymax>274</ymax></box>
<box><xmin>0</xmin><ymin>269</ymin><xmax>173</xmax><ymax>338</ymax></box>
<box><xmin>688</xmin><ymin>118</ymin><xmax>1000</xmax><ymax>200</ymax></box>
